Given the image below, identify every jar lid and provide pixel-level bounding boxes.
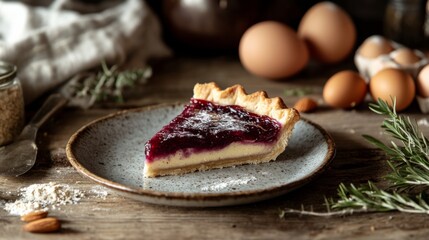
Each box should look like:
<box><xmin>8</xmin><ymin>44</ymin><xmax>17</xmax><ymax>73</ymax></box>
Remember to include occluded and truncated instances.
<box><xmin>0</xmin><ymin>62</ymin><xmax>17</xmax><ymax>85</ymax></box>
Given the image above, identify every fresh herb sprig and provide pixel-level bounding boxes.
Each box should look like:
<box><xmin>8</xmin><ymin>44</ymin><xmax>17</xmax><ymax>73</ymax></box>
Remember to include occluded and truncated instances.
<box><xmin>281</xmin><ymin>98</ymin><xmax>429</xmax><ymax>216</ymax></box>
<box><xmin>284</xmin><ymin>87</ymin><xmax>314</xmax><ymax>97</ymax></box>
<box><xmin>72</xmin><ymin>61</ymin><xmax>152</xmax><ymax>106</ymax></box>
<box><xmin>327</xmin><ymin>98</ymin><xmax>429</xmax><ymax>214</ymax></box>
<box><xmin>363</xmin><ymin>99</ymin><xmax>429</xmax><ymax>191</ymax></box>
<box><xmin>328</xmin><ymin>182</ymin><xmax>429</xmax><ymax>214</ymax></box>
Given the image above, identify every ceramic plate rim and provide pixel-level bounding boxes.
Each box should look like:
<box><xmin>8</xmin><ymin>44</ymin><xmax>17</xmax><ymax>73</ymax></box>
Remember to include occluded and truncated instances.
<box><xmin>66</xmin><ymin>103</ymin><xmax>336</xmax><ymax>202</ymax></box>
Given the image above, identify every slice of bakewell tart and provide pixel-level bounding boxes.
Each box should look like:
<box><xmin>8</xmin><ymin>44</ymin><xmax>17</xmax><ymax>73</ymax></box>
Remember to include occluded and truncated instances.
<box><xmin>143</xmin><ymin>82</ymin><xmax>300</xmax><ymax>177</ymax></box>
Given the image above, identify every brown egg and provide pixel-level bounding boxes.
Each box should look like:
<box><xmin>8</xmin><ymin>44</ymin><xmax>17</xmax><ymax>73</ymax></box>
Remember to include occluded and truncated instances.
<box><xmin>323</xmin><ymin>70</ymin><xmax>367</xmax><ymax>108</ymax></box>
<box><xmin>239</xmin><ymin>21</ymin><xmax>309</xmax><ymax>79</ymax></box>
<box><xmin>358</xmin><ymin>35</ymin><xmax>394</xmax><ymax>59</ymax></box>
<box><xmin>391</xmin><ymin>48</ymin><xmax>420</xmax><ymax>66</ymax></box>
<box><xmin>298</xmin><ymin>2</ymin><xmax>356</xmax><ymax>64</ymax></box>
<box><xmin>370</xmin><ymin>68</ymin><xmax>415</xmax><ymax>111</ymax></box>
<box><xmin>417</xmin><ymin>64</ymin><xmax>429</xmax><ymax>98</ymax></box>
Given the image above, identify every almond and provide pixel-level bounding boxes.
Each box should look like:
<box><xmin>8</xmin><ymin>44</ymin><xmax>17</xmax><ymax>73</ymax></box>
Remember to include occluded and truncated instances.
<box><xmin>21</xmin><ymin>210</ymin><xmax>48</xmax><ymax>222</ymax></box>
<box><xmin>23</xmin><ymin>217</ymin><xmax>61</xmax><ymax>233</ymax></box>
<box><xmin>293</xmin><ymin>97</ymin><xmax>318</xmax><ymax>113</ymax></box>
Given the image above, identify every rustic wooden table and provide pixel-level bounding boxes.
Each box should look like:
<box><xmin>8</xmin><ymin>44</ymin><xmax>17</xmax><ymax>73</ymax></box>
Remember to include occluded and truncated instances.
<box><xmin>1</xmin><ymin>56</ymin><xmax>429</xmax><ymax>239</ymax></box>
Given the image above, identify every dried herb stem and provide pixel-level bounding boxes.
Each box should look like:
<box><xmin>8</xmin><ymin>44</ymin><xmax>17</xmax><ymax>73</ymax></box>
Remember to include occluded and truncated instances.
<box><xmin>281</xmin><ymin>98</ymin><xmax>429</xmax><ymax>217</ymax></box>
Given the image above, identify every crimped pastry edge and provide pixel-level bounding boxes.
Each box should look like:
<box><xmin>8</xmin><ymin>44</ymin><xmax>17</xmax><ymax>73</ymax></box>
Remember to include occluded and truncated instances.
<box><xmin>193</xmin><ymin>82</ymin><xmax>300</xmax><ymax>126</ymax></box>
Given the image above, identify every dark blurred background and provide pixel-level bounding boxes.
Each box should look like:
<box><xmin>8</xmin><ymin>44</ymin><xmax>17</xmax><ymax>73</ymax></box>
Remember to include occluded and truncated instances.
<box><xmin>146</xmin><ymin>0</ymin><xmax>428</xmax><ymax>54</ymax></box>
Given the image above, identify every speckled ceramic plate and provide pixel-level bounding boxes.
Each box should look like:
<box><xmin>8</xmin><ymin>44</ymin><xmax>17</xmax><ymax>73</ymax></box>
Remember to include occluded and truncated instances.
<box><xmin>66</xmin><ymin>103</ymin><xmax>335</xmax><ymax>207</ymax></box>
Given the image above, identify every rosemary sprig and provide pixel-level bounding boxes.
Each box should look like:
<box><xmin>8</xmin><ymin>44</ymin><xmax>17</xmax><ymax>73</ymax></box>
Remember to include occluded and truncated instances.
<box><xmin>281</xmin><ymin>98</ymin><xmax>429</xmax><ymax>216</ymax></box>
<box><xmin>328</xmin><ymin>182</ymin><xmax>429</xmax><ymax>214</ymax></box>
<box><xmin>363</xmin><ymin>98</ymin><xmax>429</xmax><ymax>190</ymax></box>
<box><xmin>325</xmin><ymin>98</ymin><xmax>429</xmax><ymax>214</ymax></box>
<box><xmin>72</xmin><ymin>61</ymin><xmax>152</xmax><ymax>106</ymax></box>
<box><xmin>284</xmin><ymin>87</ymin><xmax>314</xmax><ymax>97</ymax></box>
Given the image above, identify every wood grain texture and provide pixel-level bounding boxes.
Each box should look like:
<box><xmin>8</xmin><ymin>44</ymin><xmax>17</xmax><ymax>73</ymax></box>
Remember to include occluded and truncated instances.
<box><xmin>1</xmin><ymin>57</ymin><xmax>429</xmax><ymax>240</ymax></box>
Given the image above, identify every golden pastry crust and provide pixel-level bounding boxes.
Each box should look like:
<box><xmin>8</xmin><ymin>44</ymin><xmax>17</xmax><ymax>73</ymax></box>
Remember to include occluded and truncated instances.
<box><xmin>192</xmin><ymin>82</ymin><xmax>300</xmax><ymax>176</ymax></box>
<box><xmin>193</xmin><ymin>82</ymin><xmax>300</xmax><ymax>126</ymax></box>
<box><xmin>144</xmin><ymin>82</ymin><xmax>300</xmax><ymax>177</ymax></box>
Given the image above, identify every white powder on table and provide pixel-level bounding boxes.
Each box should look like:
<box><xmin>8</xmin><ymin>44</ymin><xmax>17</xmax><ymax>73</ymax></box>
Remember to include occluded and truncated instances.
<box><xmin>89</xmin><ymin>185</ymin><xmax>109</xmax><ymax>200</ymax></box>
<box><xmin>201</xmin><ymin>176</ymin><xmax>257</xmax><ymax>192</ymax></box>
<box><xmin>3</xmin><ymin>182</ymin><xmax>84</xmax><ymax>216</ymax></box>
<box><xmin>417</xmin><ymin>118</ymin><xmax>429</xmax><ymax>127</ymax></box>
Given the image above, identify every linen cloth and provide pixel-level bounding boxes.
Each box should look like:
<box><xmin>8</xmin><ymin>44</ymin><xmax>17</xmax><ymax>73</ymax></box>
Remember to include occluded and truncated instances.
<box><xmin>0</xmin><ymin>0</ymin><xmax>170</xmax><ymax>103</ymax></box>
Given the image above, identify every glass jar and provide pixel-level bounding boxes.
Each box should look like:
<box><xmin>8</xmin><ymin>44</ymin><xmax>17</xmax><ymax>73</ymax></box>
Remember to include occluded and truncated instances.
<box><xmin>384</xmin><ymin>0</ymin><xmax>426</xmax><ymax>48</ymax></box>
<box><xmin>0</xmin><ymin>62</ymin><xmax>24</xmax><ymax>146</ymax></box>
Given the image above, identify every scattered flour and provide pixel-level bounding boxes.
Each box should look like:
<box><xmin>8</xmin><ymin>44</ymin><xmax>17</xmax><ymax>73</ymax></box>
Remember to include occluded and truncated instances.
<box><xmin>89</xmin><ymin>186</ymin><xmax>109</xmax><ymax>200</ymax></box>
<box><xmin>348</xmin><ymin>129</ymin><xmax>356</xmax><ymax>134</ymax></box>
<box><xmin>3</xmin><ymin>182</ymin><xmax>84</xmax><ymax>216</ymax></box>
<box><xmin>201</xmin><ymin>176</ymin><xmax>257</xmax><ymax>191</ymax></box>
<box><xmin>417</xmin><ymin>118</ymin><xmax>429</xmax><ymax>127</ymax></box>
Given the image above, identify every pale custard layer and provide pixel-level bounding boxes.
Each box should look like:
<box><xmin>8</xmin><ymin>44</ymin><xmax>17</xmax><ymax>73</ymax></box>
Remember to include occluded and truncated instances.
<box><xmin>144</xmin><ymin>142</ymin><xmax>273</xmax><ymax>177</ymax></box>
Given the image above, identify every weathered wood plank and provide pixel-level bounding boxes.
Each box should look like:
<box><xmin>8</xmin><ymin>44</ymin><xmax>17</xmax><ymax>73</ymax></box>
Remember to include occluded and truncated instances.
<box><xmin>1</xmin><ymin>57</ymin><xmax>429</xmax><ymax>239</ymax></box>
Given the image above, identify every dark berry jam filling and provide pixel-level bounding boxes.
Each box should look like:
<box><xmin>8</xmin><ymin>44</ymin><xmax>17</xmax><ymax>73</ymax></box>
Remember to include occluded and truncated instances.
<box><xmin>144</xmin><ymin>99</ymin><xmax>281</xmax><ymax>162</ymax></box>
